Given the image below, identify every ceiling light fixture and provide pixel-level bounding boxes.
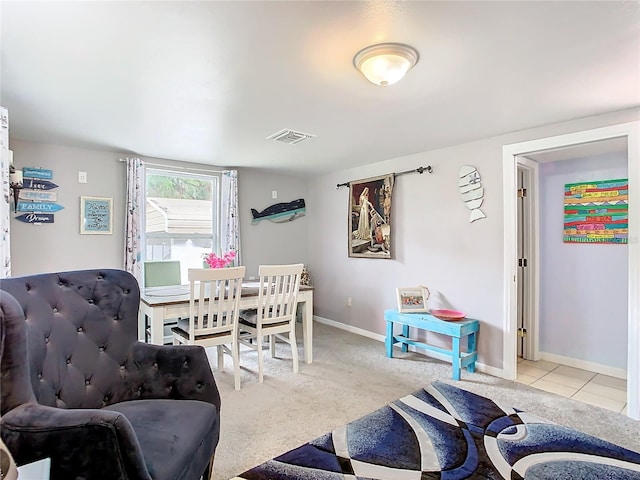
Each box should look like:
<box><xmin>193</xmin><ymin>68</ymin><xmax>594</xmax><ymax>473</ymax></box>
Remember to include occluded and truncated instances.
<box><xmin>353</xmin><ymin>43</ymin><xmax>419</xmax><ymax>86</ymax></box>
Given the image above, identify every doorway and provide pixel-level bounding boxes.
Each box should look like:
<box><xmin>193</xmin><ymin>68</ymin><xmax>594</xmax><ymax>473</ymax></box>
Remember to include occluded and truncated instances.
<box><xmin>515</xmin><ymin>140</ymin><xmax>629</xmax><ymax>413</ymax></box>
<box><xmin>502</xmin><ymin>121</ymin><xmax>640</xmax><ymax>420</ymax></box>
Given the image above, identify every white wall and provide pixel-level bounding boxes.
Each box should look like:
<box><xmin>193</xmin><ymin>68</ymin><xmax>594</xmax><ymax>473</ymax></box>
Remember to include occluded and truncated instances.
<box><xmin>539</xmin><ymin>153</ymin><xmax>628</xmax><ymax>369</ymax></box>
<box><xmin>307</xmin><ymin>108</ymin><xmax>639</xmax><ymax>371</ymax></box>
<box><xmin>8</xmin><ymin>140</ymin><xmax>308</xmax><ymax>277</ymax></box>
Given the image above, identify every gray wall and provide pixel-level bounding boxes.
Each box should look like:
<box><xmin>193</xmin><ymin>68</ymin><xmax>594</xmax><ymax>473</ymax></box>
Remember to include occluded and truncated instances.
<box><xmin>238</xmin><ymin>168</ymin><xmax>308</xmax><ymax>278</ymax></box>
<box><xmin>8</xmin><ymin>108</ymin><xmax>638</xmax><ymax>373</ymax></box>
<box><xmin>306</xmin><ymin>108</ymin><xmax>639</xmax><ymax>371</ymax></box>
<box><xmin>8</xmin><ymin>139</ymin><xmax>308</xmax><ymax>277</ymax></box>
<box><xmin>539</xmin><ymin>153</ymin><xmax>628</xmax><ymax>369</ymax></box>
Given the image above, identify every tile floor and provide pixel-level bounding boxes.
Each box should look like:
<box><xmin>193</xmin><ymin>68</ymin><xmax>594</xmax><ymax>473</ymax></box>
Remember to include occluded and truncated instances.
<box><xmin>516</xmin><ymin>358</ymin><xmax>628</xmax><ymax>414</ymax></box>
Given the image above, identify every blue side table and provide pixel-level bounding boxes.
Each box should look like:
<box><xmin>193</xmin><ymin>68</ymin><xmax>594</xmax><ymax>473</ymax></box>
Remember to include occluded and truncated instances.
<box><xmin>384</xmin><ymin>309</ymin><xmax>479</xmax><ymax>380</ymax></box>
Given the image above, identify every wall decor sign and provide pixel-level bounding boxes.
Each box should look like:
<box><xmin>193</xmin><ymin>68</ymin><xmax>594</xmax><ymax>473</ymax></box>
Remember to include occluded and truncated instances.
<box><xmin>80</xmin><ymin>196</ymin><xmax>113</xmax><ymax>235</ymax></box>
<box><xmin>15</xmin><ymin>213</ymin><xmax>55</xmax><ymax>224</ymax></box>
<box><xmin>19</xmin><ymin>190</ymin><xmax>57</xmax><ymax>201</ymax></box>
<box><xmin>22</xmin><ymin>167</ymin><xmax>53</xmax><ymax>180</ymax></box>
<box><xmin>16</xmin><ymin>201</ymin><xmax>63</xmax><ymax>212</ymax></box>
<box><xmin>349</xmin><ymin>174</ymin><xmax>394</xmax><ymax>259</ymax></box>
<box><xmin>459</xmin><ymin>165</ymin><xmax>486</xmax><ymax>222</ymax></box>
<box><xmin>23</xmin><ymin>178</ymin><xmax>58</xmax><ymax>190</ymax></box>
<box><xmin>563</xmin><ymin>178</ymin><xmax>628</xmax><ymax>244</ymax></box>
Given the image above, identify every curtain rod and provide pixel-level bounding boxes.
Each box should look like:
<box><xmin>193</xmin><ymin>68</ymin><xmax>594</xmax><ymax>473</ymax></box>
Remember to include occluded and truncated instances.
<box><xmin>118</xmin><ymin>158</ymin><xmax>226</xmax><ymax>174</ymax></box>
<box><xmin>335</xmin><ymin>165</ymin><xmax>433</xmax><ymax>189</ymax></box>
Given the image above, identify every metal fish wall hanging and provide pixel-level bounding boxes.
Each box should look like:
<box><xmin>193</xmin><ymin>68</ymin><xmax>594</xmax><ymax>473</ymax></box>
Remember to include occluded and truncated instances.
<box><xmin>459</xmin><ymin>166</ymin><xmax>486</xmax><ymax>222</ymax></box>
<box><xmin>251</xmin><ymin>198</ymin><xmax>306</xmax><ymax>224</ymax></box>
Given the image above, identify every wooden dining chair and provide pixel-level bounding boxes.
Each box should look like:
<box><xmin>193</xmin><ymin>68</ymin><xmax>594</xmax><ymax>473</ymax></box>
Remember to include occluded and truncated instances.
<box><xmin>171</xmin><ymin>266</ymin><xmax>245</xmax><ymax>390</ymax></box>
<box><xmin>238</xmin><ymin>263</ymin><xmax>303</xmax><ymax>383</ymax></box>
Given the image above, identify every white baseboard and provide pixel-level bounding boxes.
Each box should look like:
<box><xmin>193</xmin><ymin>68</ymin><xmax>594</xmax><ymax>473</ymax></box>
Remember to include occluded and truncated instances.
<box><xmin>539</xmin><ymin>351</ymin><xmax>627</xmax><ymax>380</ymax></box>
<box><xmin>313</xmin><ymin>316</ymin><xmax>503</xmax><ymax>378</ymax></box>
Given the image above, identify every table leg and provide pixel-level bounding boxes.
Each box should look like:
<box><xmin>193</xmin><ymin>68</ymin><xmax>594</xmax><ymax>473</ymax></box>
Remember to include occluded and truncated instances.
<box><xmin>302</xmin><ymin>297</ymin><xmax>313</xmax><ymax>364</ymax></box>
<box><xmin>138</xmin><ymin>308</ymin><xmax>146</xmax><ymax>342</ymax></box>
<box><xmin>452</xmin><ymin>337</ymin><xmax>461</xmax><ymax>380</ymax></box>
<box><xmin>385</xmin><ymin>321</ymin><xmax>394</xmax><ymax>357</ymax></box>
<box><xmin>401</xmin><ymin>324</ymin><xmax>409</xmax><ymax>352</ymax></box>
<box><xmin>149</xmin><ymin>308</ymin><xmax>164</xmax><ymax>345</ymax></box>
<box><xmin>467</xmin><ymin>332</ymin><xmax>477</xmax><ymax>373</ymax></box>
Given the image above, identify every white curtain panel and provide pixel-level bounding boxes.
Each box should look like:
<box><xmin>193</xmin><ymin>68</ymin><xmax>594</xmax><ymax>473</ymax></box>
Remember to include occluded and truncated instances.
<box><xmin>1</xmin><ymin>149</ymin><xmax>11</xmax><ymax>278</ymax></box>
<box><xmin>221</xmin><ymin>169</ymin><xmax>241</xmax><ymax>265</ymax></box>
<box><xmin>124</xmin><ymin>157</ymin><xmax>144</xmax><ymax>284</ymax></box>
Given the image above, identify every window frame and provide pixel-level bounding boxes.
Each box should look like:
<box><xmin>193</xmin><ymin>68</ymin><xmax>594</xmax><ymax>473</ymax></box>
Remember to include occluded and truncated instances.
<box><xmin>142</xmin><ymin>166</ymin><xmax>222</xmax><ymax>272</ymax></box>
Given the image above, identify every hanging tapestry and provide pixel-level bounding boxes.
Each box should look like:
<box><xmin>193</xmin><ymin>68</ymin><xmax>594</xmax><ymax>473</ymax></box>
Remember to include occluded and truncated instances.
<box><xmin>563</xmin><ymin>178</ymin><xmax>628</xmax><ymax>244</ymax></box>
<box><xmin>348</xmin><ymin>174</ymin><xmax>394</xmax><ymax>258</ymax></box>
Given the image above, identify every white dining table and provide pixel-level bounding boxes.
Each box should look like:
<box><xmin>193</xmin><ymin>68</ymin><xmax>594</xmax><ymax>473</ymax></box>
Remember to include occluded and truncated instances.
<box><xmin>138</xmin><ymin>282</ymin><xmax>315</xmax><ymax>363</ymax></box>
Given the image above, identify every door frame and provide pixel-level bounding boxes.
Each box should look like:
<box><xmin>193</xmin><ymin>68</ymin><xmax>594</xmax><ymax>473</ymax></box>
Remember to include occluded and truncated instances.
<box><xmin>502</xmin><ymin>121</ymin><xmax>640</xmax><ymax>420</ymax></box>
<box><xmin>517</xmin><ymin>158</ymin><xmax>540</xmax><ymax>361</ymax></box>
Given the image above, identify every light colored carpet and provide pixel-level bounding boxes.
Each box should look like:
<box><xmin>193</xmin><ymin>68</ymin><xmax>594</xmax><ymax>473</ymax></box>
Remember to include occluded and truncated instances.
<box><xmin>208</xmin><ymin>321</ymin><xmax>640</xmax><ymax>480</ymax></box>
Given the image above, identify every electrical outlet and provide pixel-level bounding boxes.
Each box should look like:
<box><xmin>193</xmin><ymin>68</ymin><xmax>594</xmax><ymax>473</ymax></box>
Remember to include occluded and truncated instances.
<box><xmin>347</xmin><ymin>297</ymin><xmax>352</xmax><ymax>307</ymax></box>
<box><xmin>78</xmin><ymin>171</ymin><xmax>87</xmax><ymax>183</ymax></box>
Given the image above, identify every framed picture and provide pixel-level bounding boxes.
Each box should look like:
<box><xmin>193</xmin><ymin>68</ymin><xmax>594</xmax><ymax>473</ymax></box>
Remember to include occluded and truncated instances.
<box><xmin>80</xmin><ymin>196</ymin><xmax>113</xmax><ymax>235</ymax></box>
<box><xmin>396</xmin><ymin>287</ymin><xmax>430</xmax><ymax>313</ymax></box>
<box><xmin>349</xmin><ymin>173</ymin><xmax>394</xmax><ymax>258</ymax></box>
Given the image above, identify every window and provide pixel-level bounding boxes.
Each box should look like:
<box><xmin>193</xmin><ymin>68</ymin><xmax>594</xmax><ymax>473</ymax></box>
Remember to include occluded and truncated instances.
<box><xmin>144</xmin><ymin>168</ymin><xmax>220</xmax><ymax>283</ymax></box>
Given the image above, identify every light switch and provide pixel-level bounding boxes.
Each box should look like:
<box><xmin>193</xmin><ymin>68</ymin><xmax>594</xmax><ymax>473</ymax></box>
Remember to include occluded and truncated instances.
<box><xmin>78</xmin><ymin>171</ymin><xmax>87</xmax><ymax>183</ymax></box>
<box><xmin>272</xmin><ymin>190</ymin><xmax>277</xmax><ymax>199</ymax></box>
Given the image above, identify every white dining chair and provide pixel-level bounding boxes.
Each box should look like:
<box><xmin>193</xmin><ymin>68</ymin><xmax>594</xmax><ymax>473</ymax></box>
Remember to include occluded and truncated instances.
<box><xmin>238</xmin><ymin>263</ymin><xmax>303</xmax><ymax>383</ymax></box>
<box><xmin>171</xmin><ymin>266</ymin><xmax>245</xmax><ymax>390</ymax></box>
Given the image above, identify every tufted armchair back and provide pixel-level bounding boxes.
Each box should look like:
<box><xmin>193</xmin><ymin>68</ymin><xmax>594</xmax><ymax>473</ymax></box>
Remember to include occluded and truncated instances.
<box><xmin>0</xmin><ymin>269</ymin><xmax>140</xmax><ymax>413</ymax></box>
<box><xmin>1</xmin><ymin>269</ymin><xmax>222</xmax><ymax>480</ymax></box>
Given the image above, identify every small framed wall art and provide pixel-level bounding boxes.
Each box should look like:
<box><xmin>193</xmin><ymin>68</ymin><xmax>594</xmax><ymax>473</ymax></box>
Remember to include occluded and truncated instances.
<box><xmin>80</xmin><ymin>196</ymin><xmax>113</xmax><ymax>234</ymax></box>
<box><xmin>396</xmin><ymin>286</ymin><xmax>430</xmax><ymax>313</ymax></box>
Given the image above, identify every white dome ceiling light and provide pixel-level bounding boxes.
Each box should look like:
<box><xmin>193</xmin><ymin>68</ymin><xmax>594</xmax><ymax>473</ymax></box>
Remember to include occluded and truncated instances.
<box><xmin>353</xmin><ymin>43</ymin><xmax>419</xmax><ymax>86</ymax></box>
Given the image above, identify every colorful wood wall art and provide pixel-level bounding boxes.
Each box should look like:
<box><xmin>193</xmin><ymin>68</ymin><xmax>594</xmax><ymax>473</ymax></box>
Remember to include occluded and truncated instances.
<box><xmin>563</xmin><ymin>178</ymin><xmax>628</xmax><ymax>244</ymax></box>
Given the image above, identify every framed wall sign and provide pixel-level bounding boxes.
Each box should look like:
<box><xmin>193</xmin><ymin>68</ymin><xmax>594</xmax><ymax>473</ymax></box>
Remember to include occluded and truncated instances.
<box><xmin>396</xmin><ymin>286</ymin><xmax>430</xmax><ymax>313</ymax></box>
<box><xmin>80</xmin><ymin>196</ymin><xmax>113</xmax><ymax>234</ymax></box>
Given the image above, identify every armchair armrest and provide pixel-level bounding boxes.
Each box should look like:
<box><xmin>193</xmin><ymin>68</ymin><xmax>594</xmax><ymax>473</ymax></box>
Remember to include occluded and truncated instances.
<box><xmin>0</xmin><ymin>403</ymin><xmax>151</xmax><ymax>480</ymax></box>
<box><xmin>114</xmin><ymin>342</ymin><xmax>221</xmax><ymax>409</ymax></box>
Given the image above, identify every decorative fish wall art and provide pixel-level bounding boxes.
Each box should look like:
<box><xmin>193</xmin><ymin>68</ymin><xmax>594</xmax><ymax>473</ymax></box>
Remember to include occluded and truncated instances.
<box><xmin>251</xmin><ymin>198</ymin><xmax>306</xmax><ymax>225</ymax></box>
<box><xmin>459</xmin><ymin>166</ymin><xmax>486</xmax><ymax>222</ymax></box>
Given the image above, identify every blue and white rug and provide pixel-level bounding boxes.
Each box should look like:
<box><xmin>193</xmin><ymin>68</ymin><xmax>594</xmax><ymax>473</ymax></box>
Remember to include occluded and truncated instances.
<box><xmin>235</xmin><ymin>381</ymin><xmax>640</xmax><ymax>479</ymax></box>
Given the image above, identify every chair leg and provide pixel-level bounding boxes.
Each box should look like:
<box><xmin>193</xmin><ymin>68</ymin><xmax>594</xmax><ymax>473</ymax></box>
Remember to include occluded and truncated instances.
<box><xmin>232</xmin><ymin>341</ymin><xmax>241</xmax><ymax>391</ymax></box>
<box><xmin>217</xmin><ymin>345</ymin><xmax>224</xmax><ymax>371</ymax></box>
<box><xmin>290</xmin><ymin>324</ymin><xmax>299</xmax><ymax>374</ymax></box>
<box><xmin>257</xmin><ymin>334</ymin><xmax>264</xmax><ymax>383</ymax></box>
<box><xmin>269</xmin><ymin>334</ymin><xmax>276</xmax><ymax>358</ymax></box>
<box><xmin>203</xmin><ymin>454</ymin><xmax>215</xmax><ymax>480</ymax></box>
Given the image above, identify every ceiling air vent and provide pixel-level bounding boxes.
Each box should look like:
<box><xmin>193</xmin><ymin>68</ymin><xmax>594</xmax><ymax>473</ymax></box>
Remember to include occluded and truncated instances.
<box><xmin>266</xmin><ymin>128</ymin><xmax>316</xmax><ymax>145</ymax></box>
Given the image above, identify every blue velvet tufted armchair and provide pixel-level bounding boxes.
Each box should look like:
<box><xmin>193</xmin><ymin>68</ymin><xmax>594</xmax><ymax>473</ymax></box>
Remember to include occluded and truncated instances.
<box><xmin>0</xmin><ymin>269</ymin><xmax>221</xmax><ymax>480</ymax></box>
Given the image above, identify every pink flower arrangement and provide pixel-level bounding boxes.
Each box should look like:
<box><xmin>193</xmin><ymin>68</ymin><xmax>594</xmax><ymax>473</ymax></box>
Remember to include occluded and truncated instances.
<box><xmin>203</xmin><ymin>250</ymin><xmax>236</xmax><ymax>269</ymax></box>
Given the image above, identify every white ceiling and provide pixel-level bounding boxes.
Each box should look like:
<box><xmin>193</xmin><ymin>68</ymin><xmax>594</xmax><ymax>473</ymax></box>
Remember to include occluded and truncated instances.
<box><xmin>1</xmin><ymin>1</ymin><xmax>639</xmax><ymax>177</ymax></box>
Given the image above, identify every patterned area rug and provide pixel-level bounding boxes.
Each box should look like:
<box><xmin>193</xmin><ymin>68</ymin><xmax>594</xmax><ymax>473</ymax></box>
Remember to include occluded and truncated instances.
<box><xmin>234</xmin><ymin>381</ymin><xmax>640</xmax><ymax>479</ymax></box>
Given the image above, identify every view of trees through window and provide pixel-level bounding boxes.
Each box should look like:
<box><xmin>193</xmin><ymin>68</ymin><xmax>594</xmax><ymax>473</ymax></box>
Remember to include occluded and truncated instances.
<box><xmin>145</xmin><ymin>169</ymin><xmax>219</xmax><ymax>283</ymax></box>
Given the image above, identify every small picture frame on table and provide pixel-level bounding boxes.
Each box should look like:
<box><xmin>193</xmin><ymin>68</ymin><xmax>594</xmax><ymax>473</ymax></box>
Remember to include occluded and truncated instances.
<box><xmin>80</xmin><ymin>196</ymin><xmax>113</xmax><ymax>235</ymax></box>
<box><xmin>396</xmin><ymin>286</ymin><xmax>430</xmax><ymax>313</ymax></box>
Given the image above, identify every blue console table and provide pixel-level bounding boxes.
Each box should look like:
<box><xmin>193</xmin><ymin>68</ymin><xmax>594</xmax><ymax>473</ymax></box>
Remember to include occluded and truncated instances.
<box><xmin>384</xmin><ymin>309</ymin><xmax>479</xmax><ymax>380</ymax></box>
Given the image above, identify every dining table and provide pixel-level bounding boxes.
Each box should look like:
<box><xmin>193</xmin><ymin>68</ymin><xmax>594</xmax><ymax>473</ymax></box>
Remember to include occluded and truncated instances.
<box><xmin>138</xmin><ymin>282</ymin><xmax>315</xmax><ymax>363</ymax></box>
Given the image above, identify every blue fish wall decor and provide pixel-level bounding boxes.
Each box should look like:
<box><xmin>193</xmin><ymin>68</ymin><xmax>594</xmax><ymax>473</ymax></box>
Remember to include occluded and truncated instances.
<box><xmin>251</xmin><ymin>198</ymin><xmax>306</xmax><ymax>224</ymax></box>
